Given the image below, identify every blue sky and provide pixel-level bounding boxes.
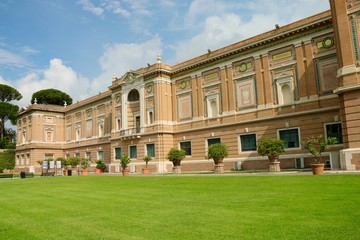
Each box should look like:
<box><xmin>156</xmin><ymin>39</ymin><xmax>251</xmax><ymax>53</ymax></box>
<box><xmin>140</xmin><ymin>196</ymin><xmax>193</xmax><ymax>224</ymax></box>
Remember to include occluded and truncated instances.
<box><xmin>0</xmin><ymin>0</ymin><xmax>330</xmax><ymax>107</ymax></box>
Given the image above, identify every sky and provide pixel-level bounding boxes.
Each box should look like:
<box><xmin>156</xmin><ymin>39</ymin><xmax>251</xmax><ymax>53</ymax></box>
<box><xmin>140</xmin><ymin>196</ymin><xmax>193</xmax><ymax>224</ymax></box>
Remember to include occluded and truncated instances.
<box><xmin>0</xmin><ymin>0</ymin><xmax>330</xmax><ymax>108</ymax></box>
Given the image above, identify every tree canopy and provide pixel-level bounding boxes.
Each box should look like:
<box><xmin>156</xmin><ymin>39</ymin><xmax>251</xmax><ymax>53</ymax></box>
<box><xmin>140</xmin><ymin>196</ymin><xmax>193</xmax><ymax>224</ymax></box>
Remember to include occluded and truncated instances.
<box><xmin>0</xmin><ymin>101</ymin><xmax>20</xmax><ymax>140</ymax></box>
<box><xmin>31</xmin><ymin>88</ymin><xmax>73</xmax><ymax>106</ymax></box>
<box><xmin>0</xmin><ymin>84</ymin><xmax>22</xmax><ymax>102</ymax></box>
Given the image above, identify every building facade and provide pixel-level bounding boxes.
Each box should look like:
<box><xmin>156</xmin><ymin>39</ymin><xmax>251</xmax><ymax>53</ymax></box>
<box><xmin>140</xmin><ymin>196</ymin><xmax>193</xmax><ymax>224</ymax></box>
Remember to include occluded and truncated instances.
<box><xmin>15</xmin><ymin>1</ymin><xmax>360</xmax><ymax>173</ymax></box>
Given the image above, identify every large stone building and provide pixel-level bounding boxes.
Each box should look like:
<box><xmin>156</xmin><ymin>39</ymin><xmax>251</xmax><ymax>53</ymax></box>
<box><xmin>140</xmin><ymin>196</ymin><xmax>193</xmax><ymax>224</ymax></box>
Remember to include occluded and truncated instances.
<box><xmin>15</xmin><ymin>0</ymin><xmax>360</xmax><ymax>173</ymax></box>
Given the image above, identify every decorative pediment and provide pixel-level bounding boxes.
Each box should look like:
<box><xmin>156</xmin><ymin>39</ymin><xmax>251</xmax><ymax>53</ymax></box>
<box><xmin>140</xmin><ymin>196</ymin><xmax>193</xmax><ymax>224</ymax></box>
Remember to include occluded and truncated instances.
<box><xmin>117</xmin><ymin>71</ymin><xmax>142</xmax><ymax>85</ymax></box>
<box><xmin>274</xmin><ymin>72</ymin><xmax>293</xmax><ymax>80</ymax></box>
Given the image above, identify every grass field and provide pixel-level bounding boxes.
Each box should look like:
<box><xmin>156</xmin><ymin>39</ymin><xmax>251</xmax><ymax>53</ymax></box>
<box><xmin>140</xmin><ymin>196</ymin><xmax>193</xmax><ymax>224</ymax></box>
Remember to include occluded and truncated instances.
<box><xmin>0</xmin><ymin>174</ymin><xmax>359</xmax><ymax>239</ymax></box>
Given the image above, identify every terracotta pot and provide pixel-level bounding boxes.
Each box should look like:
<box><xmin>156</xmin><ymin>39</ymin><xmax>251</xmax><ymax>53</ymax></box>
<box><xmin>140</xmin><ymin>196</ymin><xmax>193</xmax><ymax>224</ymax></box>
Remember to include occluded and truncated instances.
<box><xmin>214</xmin><ymin>159</ymin><xmax>223</xmax><ymax>165</ymax></box>
<box><xmin>268</xmin><ymin>155</ymin><xmax>279</xmax><ymax>163</ymax></box>
<box><xmin>81</xmin><ymin>170</ymin><xmax>89</xmax><ymax>176</ymax></box>
<box><xmin>142</xmin><ymin>168</ymin><xmax>150</xmax><ymax>174</ymax></box>
<box><xmin>172</xmin><ymin>161</ymin><xmax>181</xmax><ymax>167</ymax></box>
<box><xmin>311</xmin><ymin>163</ymin><xmax>325</xmax><ymax>175</ymax></box>
<box><xmin>95</xmin><ymin>169</ymin><xmax>102</xmax><ymax>174</ymax></box>
<box><xmin>122</xmin><ymin>169</ymin><xmax>129</xmax><ymax>176</ymax></box>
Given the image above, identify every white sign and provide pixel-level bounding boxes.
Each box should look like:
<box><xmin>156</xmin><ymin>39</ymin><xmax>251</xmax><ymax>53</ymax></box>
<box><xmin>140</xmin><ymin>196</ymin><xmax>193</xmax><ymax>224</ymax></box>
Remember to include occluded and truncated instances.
<box><xmin>42</xmin><ymin>161</ymin><xmax>48</xmax><ymax>169</ymax></box>
<box><xmin>49</xmin><ymin>161</ymin><xmax>55</xmax><ymax>169</ymax></box>
<box><xmin>56</xmin><ymin>161</ymin><xmax>61</xmax><ymax>169</ymax></box>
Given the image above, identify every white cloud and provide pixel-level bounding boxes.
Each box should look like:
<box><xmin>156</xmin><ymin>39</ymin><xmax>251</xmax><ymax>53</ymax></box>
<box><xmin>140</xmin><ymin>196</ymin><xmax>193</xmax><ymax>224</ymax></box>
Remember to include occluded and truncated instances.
<box><xmin>78</xmin><ymin>0</ymin><xmax>104</xmax><ymax>16</ymax></box>
<box><xmin>102</xmin><ymin>0</ymin><xmax>130</xmax><ymax>16</ymax></box>
<box><xmin>173</xmin><ymin>0</ymin><xmax>330</xmax><ymax>63</ymax></box>
<box><xmin>0</xmin><ymin>48</ymin><xmax>27</xmax><ymax>67</ymax></box>
<box><xmin>2</xmin><ymin>58</ymin><xmax>90</xmax><ymax>107</ymax></box>
<box><xmin>90</xmin><ymin>37</ymin><xmax>162</xmax><ymax>93</ymax></box>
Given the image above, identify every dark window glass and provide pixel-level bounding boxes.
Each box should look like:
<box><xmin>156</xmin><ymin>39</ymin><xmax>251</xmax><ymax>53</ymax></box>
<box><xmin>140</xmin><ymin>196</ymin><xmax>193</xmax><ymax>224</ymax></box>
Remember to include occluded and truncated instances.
<box><xmin>326</xmin><ymin>123</ymin><xmax>343</xmax><ymax>144</ymax></box>
<box><xmin>130</xmin><ymin>145</ymin><xmax>137</xmax><ymax>158</ymax></box>
<box><xmin>180</xmin><ymin>141</ymin><xmax>192</xmax><ymax>156</ymax></box>
<box><xmin>240</xmin><ymin>134</ymin><xmax>257</xmax><ymax>151</ymax></box>
<box><xmin>207</xmin><ymin>138</ymin><xmax>221</xmax><ymax>146</ymax></box>
<box><xmin>146</xmin><ymin>144</ymin><xmax>155</xmax><ymax>157</ymax></box>
<box><xmin>279</xmin><ymin>129</ymin><xmax>299</xmax><ymax>148</ymax></box>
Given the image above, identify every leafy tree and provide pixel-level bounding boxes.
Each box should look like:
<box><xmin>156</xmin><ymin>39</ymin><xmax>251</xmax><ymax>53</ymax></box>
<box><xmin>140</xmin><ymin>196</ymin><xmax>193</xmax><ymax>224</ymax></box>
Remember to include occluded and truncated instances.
<box><xmin>0</xmin><ymin>150</ymin><xmax>15</xmax><ymax>172</ymax></box>
<box><xmin>0</xmin><ymin>84</ymin><xmax>22</xmax><ymax>102</ymax></box>
<box><xmin>31</xmin><ymin>88</ymin><xmax>73</xmax><ymax>106</ymax></box>
<box><xmin>0</xmin><ymin>102</ymin><xmax>19</xmax><ymax>140</ymax></box>
<box><xmin>0</xmin><ymin>84</ymin><xmax>22</xmax><ymax>141</ymax></box>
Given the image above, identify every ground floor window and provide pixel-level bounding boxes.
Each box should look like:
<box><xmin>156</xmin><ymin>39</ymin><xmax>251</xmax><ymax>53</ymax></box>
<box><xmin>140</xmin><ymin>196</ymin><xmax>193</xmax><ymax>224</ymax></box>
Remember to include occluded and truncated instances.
<box><xmin>180</xmin><ymin>141</ymin><xmax>192</xmax><ymax>156</ymax></box>
<box><xmin>129</xmin><ymin>145</ymin><xmax>137</xmax><ymax>159</ymax></box>
<box><xmin>279</xmin><ymin>128</ymin><xmax>300</xmax><ymax>148</ymax></box>
<box><xmin>115</xmin><ymin>147</ymin><xmax>121</xmax><ymax>160</ymax></box>
<box><xmin>325</xmin><ymin>123</ymin><xmax>343</xmax><ymax>144</ymax></box>
<box><xmin>98</xmin><ymin>151</ymin><xmax>104</xmax><ymax>160</ymax></box>
<box><xmin>146</xmin><ymin>144</ymin><xmax>155</xmax><ymax>158</ymax></box>
<box><xmin>207</xmin><ymin>138</ymin><xmax>221</xmax><ymax>146</ymax></box>
<box><xmin>240</xmin><ymin>133</ymin><xmax>257</xmax><ymax>151</ymax></box>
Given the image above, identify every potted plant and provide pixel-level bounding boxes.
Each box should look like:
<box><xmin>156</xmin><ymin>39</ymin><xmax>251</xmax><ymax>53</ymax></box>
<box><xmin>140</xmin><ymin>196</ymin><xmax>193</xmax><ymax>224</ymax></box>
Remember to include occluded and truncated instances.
<box><xmin>207</xmin><ymin>143</ymin><xmax>228</xmax><ymax>173</ymax></box>
<box><xmin>95</xmin><ymin>159</ymin><xmax>107</xmax><ymax>174</ymax></box>
<box><xmin>80</xmin><ymin>158</ymin><xmax>91</xmax><ymax>176</ymax></box>
<box><xmin>167</xmin><ymin>148</ymin><xmax>185</xmax><ymax>174</ymax></box>
<box><xmin>302</xmin><ymin>135</ymin><xmax>337</xmax><ymax>175</ymax></box>
<box><xmin>120</xmin><ymin>154</ymin><xmax>131</xmax><ymax>176</ymax></box>
<box><xmin>142</xmin><ymin>155</ymin><xmax>152</xmax><ymax>174</ymax></box>
<box><xmin>56</xmin><ymin>157</ymin><xmax>68</xmax><ymax>176</ymax></box>
<box><xmin>67</xmin><ymin>157</ymin><xmax>80</xmax><ymax>176</ymax></box>
<box><xmin>257</xmin><ymin>137</ymin><xmax>285</xmax><ymax>172</ymax></box>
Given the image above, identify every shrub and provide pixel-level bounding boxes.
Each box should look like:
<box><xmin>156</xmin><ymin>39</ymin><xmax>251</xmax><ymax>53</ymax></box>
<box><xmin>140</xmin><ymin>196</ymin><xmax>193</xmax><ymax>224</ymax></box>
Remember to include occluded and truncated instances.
<box><xmin>95</xmin><ymin>160</ymin><xmax>107</xmax><ymax>171</ymax></box>
<box><xmin>0</xmin><ymin>150</ymin><xmax>15</xmax><ymax>172</ymax></box>
<box><xmin>302</xmin><ymin>135</ymin><xmax>337</xmax><ymax>164</ymax></box>
<box><xmin>143</xmin><ymin>155</ymin><xmax>152</xmax><ymax>168</ymax></box>
<box><xmin>207</xmin><ymin>143</ymin><xmax>228</xmax><ymax>164</ymax></box>
<box><xmin>167</xmin><ymin>148</ymin><xmax>185</xmax><ymax>166</ymax></box>
<box><xmin>257</xmin><ymin>138</ymin><xmax>285</xmax><ymax>161</ymax></box>
<box><xmin>120</xmin><ymin>155</ymin><xmax>131</xmax><ymax>170</ymax></box>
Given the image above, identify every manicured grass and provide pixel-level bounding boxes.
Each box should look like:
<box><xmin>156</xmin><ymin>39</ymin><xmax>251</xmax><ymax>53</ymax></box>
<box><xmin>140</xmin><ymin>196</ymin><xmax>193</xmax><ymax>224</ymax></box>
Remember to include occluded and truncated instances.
<box><xmin>0</xmin><ymin>174</ymin><xmax>359</xmax><ymax>239</ymax></box>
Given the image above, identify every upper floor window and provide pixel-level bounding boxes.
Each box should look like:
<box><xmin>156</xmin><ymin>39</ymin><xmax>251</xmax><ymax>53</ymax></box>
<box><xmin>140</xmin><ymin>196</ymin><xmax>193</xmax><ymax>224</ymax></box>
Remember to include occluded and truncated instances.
<box><xmin>128</xmin><ymin>89</ymin><xmax>140</xmax><ymax>102</ymax></box>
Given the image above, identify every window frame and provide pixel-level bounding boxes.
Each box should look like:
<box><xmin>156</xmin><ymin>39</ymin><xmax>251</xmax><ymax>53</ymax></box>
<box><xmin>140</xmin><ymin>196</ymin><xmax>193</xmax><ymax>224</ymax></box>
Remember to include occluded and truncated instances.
<box><xmin>324</xmin><ymin>122</ymin><xmax>343</xmax><ymax>145</ymax></box>
<box><xmin>239</xmin><ymin>133</ymin><xmax>257</xmax><ymax>152</ymax></box>
<box><xmin>114</xmin><ymin>147</ymin><xmax>121</xmax><ymax>160</ymax></box>
<box><xmin>146</xmin><ymin>143</ymin><xmax>155</xmax><ymax>158</ymax></box>
<box><xmin>277</xmin><ymin>127</ymin><xmax>301</xmax><ymax>149</ymax></box>
<box><xmin>129</xmin><ymin>145</ymin><xmax>137</xmax><ymax>159</ymax></box>
<box><xmin>179</xmin><ymin>141</ymin><xmax>192</xmax><ymax>156</ymax></box>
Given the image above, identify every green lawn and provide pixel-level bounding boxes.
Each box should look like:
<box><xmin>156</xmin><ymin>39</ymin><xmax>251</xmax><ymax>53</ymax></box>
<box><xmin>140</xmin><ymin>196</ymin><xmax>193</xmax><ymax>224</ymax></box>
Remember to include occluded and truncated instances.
<box><xmin>0</xmin><ymin>174</ymin><xmax>359</xmax><ymax>239</ymax></box>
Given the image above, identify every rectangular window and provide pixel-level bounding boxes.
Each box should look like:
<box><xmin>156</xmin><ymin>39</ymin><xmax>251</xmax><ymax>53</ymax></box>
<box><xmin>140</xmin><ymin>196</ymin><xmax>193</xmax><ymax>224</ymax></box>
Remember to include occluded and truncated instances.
<box><xmin>240</xmin><ymin>134</ymin><xmax>257</xmax><ymax>151</ymax></box>
<box><xmin>129</xmin><ymin>145</ymin><xmax>137</xmax><ymax>159</ymax></box>
<box><xmin>279</xmin><ymin>128</ymin><xmax>300</xmax><ymax>148</ymax></box>
<box><xmin>75</xmin><ymin>153</ymin><xmax>80</xmax><ymax>158</ymax></box>
<box><xmin>207</xmin><ymin>138</ymin><xmax>221</xmax><ymax>146</ymax></box>
<box><xmin>98</xmin><ymin>151</ymin><xmax>104</xmax><ymax>160</ymax></box>
<box><xmin>180</xmin><ymin>141</ymin><xmax>192</xmax><ymax>156</ymax></box>
<box><xmin>85</xmin><ymin>152</ymin><xmax>91</xmax><ymax>160</ymax></box>
<box><xmin>326</xmin><ymin>123</ymin><xmax>343</xmax><ymax>144</ymax></box>
<box><xmin>146</xmin><ymin>144</ymin><xmax>155</xmax><ymax>158</ymax></box>
<box><xmin>115</xmin><ymin>147</ymin><xmax>121</xmax><ymax>160</ymax></box>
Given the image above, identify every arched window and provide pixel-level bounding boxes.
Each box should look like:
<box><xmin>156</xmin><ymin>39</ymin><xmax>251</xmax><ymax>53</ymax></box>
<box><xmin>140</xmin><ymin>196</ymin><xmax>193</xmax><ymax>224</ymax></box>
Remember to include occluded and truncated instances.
<box><xmin>116</xmin><ymin>118</ymin><xmax>121</xmax><ymax>131</ymax></box>
<box><xmin>128</xmin><ymin>89</ymin><xmax>140</xmax><ymax>102</ymax></box>
<box><xmin>149</xmin><ymin>111</ymin><xmax>153</xmax><ymax>124</ymax></box>
<box><xmin>210</xmin><ymin>100</ymin><xmax>217</xmax><ymax>118</ymax></box>
<box><xmin>98</xmin><ymin>122</ymin><xmax>104</xmax><ymax>137</ymax></box>
<box><xmin>281</xmin><ymin>84</ymin><xmax>292</xmax><ymax>105</ymax></box>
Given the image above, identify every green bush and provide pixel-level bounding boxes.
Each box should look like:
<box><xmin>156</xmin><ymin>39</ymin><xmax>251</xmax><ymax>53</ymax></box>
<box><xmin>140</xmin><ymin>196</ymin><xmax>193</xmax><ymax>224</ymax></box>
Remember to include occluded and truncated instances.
<box><xmin>0</xmin><ymin>150</ymin><xmax>15</xmax><ymax>172</ymax></box>
<box><xmin>120</xmin><ymin>155</ymin><xmax>131</xmax><ymax>170</ymax></box>
<box><xmin>207</xmin><ymin>143</ymin><xmax>228</xmax><ymax>164</ymax></box>
<box><xmin>95</xmin><ymin>160</ymin><xmax>107</xmax><ymax>171</ymax></box>
<box><xmin>257</xmin><ymin>138</ymin><xmax>285</xmax><ymax>161</ymax></box>
<box><xmin>302</xmin><ymin>135</ymin><xmax>337</xmax><ymax>164</ymax></box>
<box><xmin>167</xmin><ymin>148</ymin><xmax>185</xmax><ymax>166</ymax></box>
